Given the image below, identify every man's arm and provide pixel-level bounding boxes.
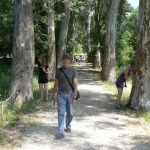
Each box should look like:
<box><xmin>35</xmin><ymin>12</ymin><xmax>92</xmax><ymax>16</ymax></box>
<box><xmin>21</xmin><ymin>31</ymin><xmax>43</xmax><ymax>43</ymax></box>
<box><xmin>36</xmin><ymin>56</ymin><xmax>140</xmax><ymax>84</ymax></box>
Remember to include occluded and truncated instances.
<box><xmin>73</xmin><ymin>78</ymin><xmax>78</xmax><ymax>98</ymax></box>
<box><xmin>72</xmin><ymin>78</ymin><xmax>78</xmax><ymax>106</ymax></box>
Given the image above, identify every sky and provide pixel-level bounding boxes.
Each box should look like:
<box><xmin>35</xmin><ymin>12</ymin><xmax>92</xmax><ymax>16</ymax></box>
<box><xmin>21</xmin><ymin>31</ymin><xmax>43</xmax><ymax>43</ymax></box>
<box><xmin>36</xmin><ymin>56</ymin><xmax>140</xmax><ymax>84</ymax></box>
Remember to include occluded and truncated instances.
<box><xmin>127</xmin><ymin>0</ymin><xmax>139</xmax><ymax>8</ymax></box>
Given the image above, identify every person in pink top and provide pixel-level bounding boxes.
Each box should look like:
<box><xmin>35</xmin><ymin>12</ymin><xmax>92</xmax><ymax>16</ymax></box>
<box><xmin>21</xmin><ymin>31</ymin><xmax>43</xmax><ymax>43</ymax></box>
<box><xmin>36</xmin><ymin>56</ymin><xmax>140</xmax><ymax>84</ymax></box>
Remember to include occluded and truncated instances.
<box><xmin>116</xmin><ymin>65</ymin><xmax>134</xmax><ymax>109</ymax></box>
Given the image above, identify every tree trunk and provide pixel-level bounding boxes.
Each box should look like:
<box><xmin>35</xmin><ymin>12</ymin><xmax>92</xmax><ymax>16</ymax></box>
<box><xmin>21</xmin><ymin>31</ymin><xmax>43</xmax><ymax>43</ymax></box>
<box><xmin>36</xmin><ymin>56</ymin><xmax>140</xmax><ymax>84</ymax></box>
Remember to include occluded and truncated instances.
<box><xmin>94</xmin><ymin>0</ymin><xmax>106</xmax><ymax>44</ymax></box>
<box><xmin>94</xmin><ymin>0</ymin><xmax>107</xmax><ymax>69</ymax></box>
<box><xmin>94</xmin><ymin>45</ymin><xmax>101</xmax><ymax>69</ymax></box>
<box><xmin>128</xmin><ymin>0</ymin><xmax>150</xmax><ymax>111</ymax></box>
<box><xmin>56</xmin><ymin>4</ymin><xmax>70</xmax><ymax>68</ymax></box>
<box><xmin>47</xmin><ymin>1</ymin><xmax>56</xmax><ymax>80</ymax></box>
<box><xmin>67</xmin><ymin>12</ymin><xmax>76</xmax><ymax>41</ymax></box>
<box><xmin>10</xmin><ymin>0</ymin><xmax>35</xmax><ymax>106</ymax></box>
<box><xmin>87</xmin><ymin>10</ymin><xmax>92</xmax><ymax>53</ymax></box>
<box><xmin>101</xmin><ymin>0</ymin><xmax>120</xmax><ymax>82</ymax></box>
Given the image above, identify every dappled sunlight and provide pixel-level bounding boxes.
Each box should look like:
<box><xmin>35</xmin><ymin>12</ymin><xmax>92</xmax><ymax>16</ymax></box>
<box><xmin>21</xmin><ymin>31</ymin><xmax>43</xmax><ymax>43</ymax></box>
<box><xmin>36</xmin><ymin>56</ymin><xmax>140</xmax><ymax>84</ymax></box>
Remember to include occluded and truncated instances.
<box><xmin>85</xmin><ymin>105</ymin><xmax>94</xmax><ymax>108</ymax></box>
<box><xmin>12</xmin><ymin>64</ymin><xmax>150</xmax><ymax>150</ymax></box>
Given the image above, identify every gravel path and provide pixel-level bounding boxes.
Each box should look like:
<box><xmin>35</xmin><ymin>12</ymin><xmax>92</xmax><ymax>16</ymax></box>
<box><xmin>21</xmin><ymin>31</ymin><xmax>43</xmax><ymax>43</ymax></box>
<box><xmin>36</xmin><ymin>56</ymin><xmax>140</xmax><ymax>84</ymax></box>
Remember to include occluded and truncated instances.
<box><xmin>14</xmin><ymin>64</ymin><xmax>150</xmax><ymax>150</ymax></box>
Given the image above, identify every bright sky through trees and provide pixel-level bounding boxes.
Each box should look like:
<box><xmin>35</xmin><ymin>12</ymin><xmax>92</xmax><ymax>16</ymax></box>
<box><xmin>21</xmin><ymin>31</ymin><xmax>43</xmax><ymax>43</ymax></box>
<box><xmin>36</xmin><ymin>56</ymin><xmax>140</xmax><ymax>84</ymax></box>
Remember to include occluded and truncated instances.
<box><xmin>127</xmin><ymin>0</ymin><xmax>139</xmax><ymax>8</ymax></box>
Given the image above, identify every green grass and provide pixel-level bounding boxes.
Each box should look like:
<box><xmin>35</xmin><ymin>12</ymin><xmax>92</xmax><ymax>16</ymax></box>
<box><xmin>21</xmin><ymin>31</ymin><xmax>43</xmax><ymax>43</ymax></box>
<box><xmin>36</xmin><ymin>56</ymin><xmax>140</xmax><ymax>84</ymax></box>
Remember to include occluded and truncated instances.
<box><xmin>0</xmin><ymin>62</ymin><xmax>54</xmax><ymax>145</ymax></box>
<box><xmin>0</xmin><ymin>61</ymin><xmax>11</xmax><ymax>101</ymax></box>
<box><xmin>135</xmin><ymin>110</ymin><xmax>150</xmax><ymax>122</ymax></box>
<box><xmin>0</xmin><ymin>64</ymin><xmax>54</xmax><ymax>124</ymax></box>
<box><xmin>74</xmin><ymin>63</ymin><xmax>150</xmax><ymax>122</ymax></box>
<box><xmin>0</xmin><ymin>61</ymin><xmax>150</xmax><ymax>144</ymax></box>
<box><xmin>101</xmin><ymin>80</ymin><xmax>150</xmax><ymax>122</ymax></box>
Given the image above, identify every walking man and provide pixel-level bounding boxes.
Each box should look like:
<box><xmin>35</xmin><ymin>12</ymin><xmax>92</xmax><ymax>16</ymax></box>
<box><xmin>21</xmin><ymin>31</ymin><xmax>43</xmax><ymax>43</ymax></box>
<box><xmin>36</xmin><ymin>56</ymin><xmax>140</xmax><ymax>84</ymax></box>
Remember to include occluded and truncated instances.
<box><xmin>52</xmin><ymin>53</ymin><xmax>78</xmax><ymax>139</ymax></box>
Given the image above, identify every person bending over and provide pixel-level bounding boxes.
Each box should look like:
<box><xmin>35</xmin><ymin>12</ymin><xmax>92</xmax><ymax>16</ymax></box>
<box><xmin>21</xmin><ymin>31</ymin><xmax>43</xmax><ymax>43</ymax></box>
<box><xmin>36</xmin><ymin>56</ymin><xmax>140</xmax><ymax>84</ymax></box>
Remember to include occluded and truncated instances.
<box><xmin>116</xmin><ymin>66</ymin><xmax>133</xmax><ymax>109</ymax></box>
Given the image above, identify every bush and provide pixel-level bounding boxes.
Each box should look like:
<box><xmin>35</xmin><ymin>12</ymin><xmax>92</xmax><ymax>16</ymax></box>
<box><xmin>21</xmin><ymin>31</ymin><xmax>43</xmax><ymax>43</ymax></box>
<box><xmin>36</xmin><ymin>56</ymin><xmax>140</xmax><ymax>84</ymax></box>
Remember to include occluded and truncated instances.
<box><xmin>67</xmin><ymin>38</ymin><xmax>83</xmax><ymax>54</ymax></box>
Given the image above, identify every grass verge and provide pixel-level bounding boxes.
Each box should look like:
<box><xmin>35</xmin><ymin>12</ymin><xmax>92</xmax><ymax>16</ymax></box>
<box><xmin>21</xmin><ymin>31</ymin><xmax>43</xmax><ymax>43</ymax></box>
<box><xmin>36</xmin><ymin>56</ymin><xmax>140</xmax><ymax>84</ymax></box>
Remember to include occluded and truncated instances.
<box><xmin>0</xmin><ymin>63</ymin><xmax>54</xmax><ymax>146</ymax></box>
<box><xmin>101</xmin><ymin>80</ymin><xmax>150</xmax><ymax>122</ymax></box>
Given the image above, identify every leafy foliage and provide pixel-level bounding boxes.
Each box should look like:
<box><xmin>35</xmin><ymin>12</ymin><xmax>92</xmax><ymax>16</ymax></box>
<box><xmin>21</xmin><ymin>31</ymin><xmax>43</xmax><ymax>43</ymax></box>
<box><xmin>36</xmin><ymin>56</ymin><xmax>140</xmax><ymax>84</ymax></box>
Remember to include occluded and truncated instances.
<box><xmin>0</xmin><ymin>59</ymin><xmax>11</xmax><ymax>100</ymax></box>
<box><xmin>0</xmin><ymin>0</ymin><xmax>14</xmax><ymax>57</ymax></box>
<box><xmin>116</xmin><ymin>1</ymin><xmax>138</xmax><ymax>71</ymax></box>
<box><xmin>67</xmin><ymin>38</ymin><xmax>83</xmax><ymax>54</ymax></box>
<box><xmin>33</xmin><ymin>0</ymin><xmax>49</xmax><ymax>59</ymax></box>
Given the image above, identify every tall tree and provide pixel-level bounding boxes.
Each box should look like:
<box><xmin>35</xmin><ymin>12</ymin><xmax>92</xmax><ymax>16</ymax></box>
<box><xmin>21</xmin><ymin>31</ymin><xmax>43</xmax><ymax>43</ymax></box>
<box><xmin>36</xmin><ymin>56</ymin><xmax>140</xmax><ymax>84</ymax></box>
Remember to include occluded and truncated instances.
<box><xmin>128</xmin><ymin>0</ymin><xmax>150</xmax><ymax>111</ymax></box>
<box><xmin>33</xmin><ymin>0</ymin><xmax>48</xmax><ymax>59</ymax></box>
<box><xmin>94</xmin><ymin>0</ymin><xmax>106</xmax><ymax>46</ymax></box>
<box><xmin>116</xmin><ymin>0</ymin><xmax>137</xmax><ymax>70</ymax></box>
<box><xmin>93</xmin><ymin>0</ymin><xmax>108</xmax><ymax>68</ymax></box>
<box><xmin>67</xmin><ymin>0</ymin><xmax>87</xmax><ymax>54</ymax></box>
<box><xmin>86</xmin><ymin>5</ymin><xmax>93</xmax><ymax>53</ymax></box>
<box><xmin>10</xmin><ymin>0</ymin><xmax>35</xmax><ymax>106</ymax></box>
<box><xmin>101</xmin><ymin>0</ymin><xmax>120</xmax><ymax>82</ymax></box>
<box><xmin>55</xmin><ymin>2</ymin><xmax>70</xmax><ymax>68</ymax></box>
<box><xmin>47</xmin><ymin>0</ymin><xmax>56</xmax><ymax>80</ymax></box>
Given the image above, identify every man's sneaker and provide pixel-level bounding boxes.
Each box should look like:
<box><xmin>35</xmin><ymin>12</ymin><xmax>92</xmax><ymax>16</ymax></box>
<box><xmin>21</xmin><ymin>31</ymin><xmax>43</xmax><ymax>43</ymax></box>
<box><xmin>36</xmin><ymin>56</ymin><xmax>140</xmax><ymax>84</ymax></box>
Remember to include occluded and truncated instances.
<box><xmin>65</xmin><ymin>128</ymin><xmax>71</xmax><ymax>133</ymax></box>
<box><xmin>55</xmin><ymin>133</ymin><xmax>64</xmax><ymax>139</ymax></box>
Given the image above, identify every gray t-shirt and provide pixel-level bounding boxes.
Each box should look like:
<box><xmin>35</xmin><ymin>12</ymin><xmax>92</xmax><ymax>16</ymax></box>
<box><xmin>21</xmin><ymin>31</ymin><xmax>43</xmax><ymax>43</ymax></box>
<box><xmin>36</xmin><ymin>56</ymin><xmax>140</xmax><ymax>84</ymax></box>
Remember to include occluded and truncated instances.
<box><xmin>56</xmin><ymin>66</ymin><xmax>78</xmax><ymax>92</ymax></box>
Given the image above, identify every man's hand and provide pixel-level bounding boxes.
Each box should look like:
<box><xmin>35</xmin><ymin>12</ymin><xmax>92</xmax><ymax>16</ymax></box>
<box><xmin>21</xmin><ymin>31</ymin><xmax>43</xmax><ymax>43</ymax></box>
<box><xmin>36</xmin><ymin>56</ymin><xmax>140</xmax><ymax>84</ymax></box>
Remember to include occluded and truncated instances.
<box><xmin>51</xmin><ymin>94</ymin><xmax>56</xmax><ymax>108</ymax></box>
<box><xmin>72</xmin><ymin>99</ymin><xmax>76</xmax><ymax>106</ymax></box>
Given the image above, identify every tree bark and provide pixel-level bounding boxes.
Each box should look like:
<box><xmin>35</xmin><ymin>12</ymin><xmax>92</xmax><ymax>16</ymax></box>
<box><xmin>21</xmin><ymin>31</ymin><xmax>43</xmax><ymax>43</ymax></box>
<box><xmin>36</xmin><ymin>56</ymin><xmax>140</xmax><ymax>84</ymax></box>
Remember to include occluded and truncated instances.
<box><xmin>47</xmin><ymin>1</ymin><xmax>56</xmax><ymax>80</ymax></box>
<box><xmin>67</xmin><ymin>12</ymin><xmax>76</xmax><ymax>41</ymax></box>
<box><xmin>10</xmin><ymin>0</ymin><xmax>35</xmax><ymax>106</ymax></box>
<box><xmin>94</xmin><ymin>0</ymin><xmax>107</xmax><ymax>69</ymax></box>
<box><xmin>101</xmin><ymin>0</ymin><xmax>120</xmax><ymax>82</ymax></box>
<box><xmin>87</xmin><ymin>10</ymin><xmax>92</xmax><ymax>53</ymax></box>
<box><xmin>56</xmin><ymin>3</ymin><xmax>70</xmax><ymax>68</ymax></box>
<box><xmin>94</xmin><ymin>0</ymin><xmax>106</xmax><ymax>44</ymax></box>
<box><xmin>94</xmin><ymin>46</ymin><xmax>101</xmax><ymax>69</ymax></box>
<box><xmin>128</xmin><ymin>0</ymin><xmax>150</xmax><ymax>111</ymax></box>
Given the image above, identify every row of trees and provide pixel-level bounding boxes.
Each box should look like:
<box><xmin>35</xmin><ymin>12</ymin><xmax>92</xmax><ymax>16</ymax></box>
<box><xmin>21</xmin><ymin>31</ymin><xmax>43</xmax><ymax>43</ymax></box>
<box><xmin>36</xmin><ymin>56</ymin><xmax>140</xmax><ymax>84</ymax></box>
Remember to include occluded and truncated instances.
<box><xmin>0</xmin><ymin>0</ymin><xmax>150</xmax><ymax>111</ymax></box>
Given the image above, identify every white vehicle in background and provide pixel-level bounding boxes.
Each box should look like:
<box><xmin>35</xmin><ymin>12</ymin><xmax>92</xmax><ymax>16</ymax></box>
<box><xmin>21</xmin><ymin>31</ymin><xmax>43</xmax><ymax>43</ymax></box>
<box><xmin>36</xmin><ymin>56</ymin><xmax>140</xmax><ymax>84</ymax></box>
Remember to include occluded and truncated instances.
<box><xmin>74</xmin><ymin>53</ymin><xmax>87</xmax><ymax>64</ymax></box>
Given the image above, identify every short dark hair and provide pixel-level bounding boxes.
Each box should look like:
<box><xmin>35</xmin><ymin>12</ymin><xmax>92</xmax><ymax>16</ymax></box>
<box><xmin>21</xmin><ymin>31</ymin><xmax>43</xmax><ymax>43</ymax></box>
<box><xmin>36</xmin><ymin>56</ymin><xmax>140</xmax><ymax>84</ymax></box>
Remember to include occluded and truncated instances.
<box><xmin>62</xmin><ymin>53</ymin><xmax>71</xmax><ymax>60</ymax></box>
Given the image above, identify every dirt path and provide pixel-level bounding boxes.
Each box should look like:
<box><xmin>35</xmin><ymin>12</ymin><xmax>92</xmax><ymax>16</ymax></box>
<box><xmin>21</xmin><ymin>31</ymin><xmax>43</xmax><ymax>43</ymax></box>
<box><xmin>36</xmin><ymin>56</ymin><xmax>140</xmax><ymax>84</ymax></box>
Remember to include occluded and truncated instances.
<box><xmin>14</xmin><ymin>64</ymin><xmax>150</xmax><ymax>150</ymax></box>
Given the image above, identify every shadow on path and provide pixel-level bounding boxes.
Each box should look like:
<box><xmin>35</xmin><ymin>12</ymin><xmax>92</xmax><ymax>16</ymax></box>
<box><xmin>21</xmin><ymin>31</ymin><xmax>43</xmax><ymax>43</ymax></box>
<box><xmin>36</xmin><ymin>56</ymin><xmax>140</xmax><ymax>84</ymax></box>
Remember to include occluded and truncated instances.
<box><xmin>13</xmin><ymin>64</ymin><xmax>150</xmax><ymax>150</ymax></box>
